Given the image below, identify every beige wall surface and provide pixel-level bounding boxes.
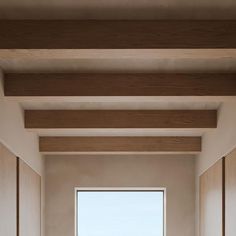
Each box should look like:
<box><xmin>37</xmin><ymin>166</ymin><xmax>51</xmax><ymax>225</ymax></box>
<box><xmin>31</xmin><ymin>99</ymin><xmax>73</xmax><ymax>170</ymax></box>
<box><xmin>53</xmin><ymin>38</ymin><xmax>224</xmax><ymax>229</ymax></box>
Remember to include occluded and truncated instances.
<box><xmin>19</xmin><ymin>159</ymin><xmax>41</xmax><ymax>236</ymax></box>
<box><xmin>0</xmin><ymin>143</ymin><xmax>17</xmax><ymax>236</ymax></box>
<box><xmin>45</xmin><ymin>155</ymin><xmax>195</xmax><ymax>236</ymax></box>
<box><xmin>195</xmin><ymin>101</ymin><xmax>236</xmax><ymax>236</ymax></box>
<box><xmin>0</xmin><ymin>72</ymin><xmax>43</xmax><ymax>175</ymax></box>
<box><xmin>0</xmin><ymin>71</ymin><xmax>45</xmax><ymax>235</ymax></box>
<box><xmin>197</xmin><ymin>102</ymin><xmax>236</xmax><ymax>177</ymax></box>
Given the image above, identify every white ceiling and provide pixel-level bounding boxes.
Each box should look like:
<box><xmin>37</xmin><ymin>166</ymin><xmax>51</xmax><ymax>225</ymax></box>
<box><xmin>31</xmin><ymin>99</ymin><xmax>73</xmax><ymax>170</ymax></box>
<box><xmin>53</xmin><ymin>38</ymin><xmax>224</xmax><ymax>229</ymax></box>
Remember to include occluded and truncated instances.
<box><xmin>1</xmin><ymin>1</ymin><xmax>236</xmax><ymax>154</ymax></box>
<box><xmin>21</xmin><ymin>101</ymin><xmax>220</xmax><ymax>110</ymax></box>
<box><xmin>1</xmin><ymin>49</ymin><xmax>236</xmax><ymax>73</ymax></box>
<box><xmin>27</xmin><ymin>128</ymin><xmax>209</xmax><ymax>138</ymax></box>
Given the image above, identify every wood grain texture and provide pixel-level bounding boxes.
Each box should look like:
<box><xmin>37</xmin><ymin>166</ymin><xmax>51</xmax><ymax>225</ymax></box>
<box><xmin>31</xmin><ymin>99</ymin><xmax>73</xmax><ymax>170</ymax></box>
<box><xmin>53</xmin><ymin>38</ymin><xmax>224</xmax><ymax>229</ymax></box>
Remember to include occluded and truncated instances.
<box><xmin>0</xmin><ymin>143</ymin><xmax>17</xmax><ymax>236</ymax></box>
<box><xmin>19</xmin><ymin>159</ymin><xmax>41</xmax><ymax>236</ymax></box>
<box><xmin>39</xmin><ymin>136</ymin><xmax>201</xmax><ymax>152</ymax></box>
<box><xmin>25</xmin><ymin>110</ymin><xmax>217</xmax><ymax>129</ymax></box>
<box><xmin>0</xmin><ymin>20</ymin><xmax>236</xmax><ymax>49</ymax></box>
<box><xmin>200</xmin><ymin>159</ymin><xmax>224</xmax><ymax>236</ymax></box>
<box><xmin>225</xmin><ymin>148</ymin><xmax>236</xmax><ymax>236</ymax></box>
<box><xmin>4</xmin><ymin>73</ymin><xmax>236</xmax><ymax>96</ymax></box>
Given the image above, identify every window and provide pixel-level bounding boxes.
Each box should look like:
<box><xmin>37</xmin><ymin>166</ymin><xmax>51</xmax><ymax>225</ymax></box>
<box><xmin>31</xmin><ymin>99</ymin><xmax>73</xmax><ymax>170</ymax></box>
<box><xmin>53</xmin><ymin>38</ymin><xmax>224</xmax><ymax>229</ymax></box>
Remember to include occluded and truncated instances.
<box><xmin>76</xmin><ymin>188</ymin><xmax>165</xmax><ymax>236</ymax></box>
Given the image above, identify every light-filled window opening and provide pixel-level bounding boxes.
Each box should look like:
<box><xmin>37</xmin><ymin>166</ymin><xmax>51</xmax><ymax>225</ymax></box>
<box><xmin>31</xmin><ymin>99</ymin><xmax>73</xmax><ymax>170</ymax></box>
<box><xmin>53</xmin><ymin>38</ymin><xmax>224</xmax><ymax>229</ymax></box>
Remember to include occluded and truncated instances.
<box><xmin>76</xmin><ymin>189</ymin><xmax>165</xmax><ymax>236</ymax></box>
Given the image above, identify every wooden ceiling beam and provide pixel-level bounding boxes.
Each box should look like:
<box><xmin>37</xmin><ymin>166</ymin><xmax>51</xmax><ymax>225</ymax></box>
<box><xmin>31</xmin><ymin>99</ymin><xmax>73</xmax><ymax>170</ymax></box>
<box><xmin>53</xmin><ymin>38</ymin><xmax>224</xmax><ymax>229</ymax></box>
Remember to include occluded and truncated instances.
<box><xmin>4</xmin><ymin>73</ymin><xmax>236</xmax><ymax>96</ymax></box>
<box><xmin>0</xmin><ymin>20</ymin><xmax>236</xmax><ymax>49</ymax></box>
<box><xmin>39</xmin><ymin>136</ymin><xmax>201</xmax><ymax>153</ymax></box>
<box><xmin>25</xmin><ymin>110</ymin><xmax>217</xmax><ymax>129</ymax></box>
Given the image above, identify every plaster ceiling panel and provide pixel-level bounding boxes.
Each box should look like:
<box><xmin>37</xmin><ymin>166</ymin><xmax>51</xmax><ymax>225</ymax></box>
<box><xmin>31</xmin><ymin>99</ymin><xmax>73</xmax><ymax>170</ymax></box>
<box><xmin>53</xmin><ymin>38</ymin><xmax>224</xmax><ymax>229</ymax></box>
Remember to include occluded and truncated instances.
<box><xmin>28</xmin><ymin>128</ymin><xmax>206</xmax><ymax>137</ymax></box>
<box><xmin>21</xmin><ymin>101</ymin><xmax>220</xmax><ymax>110</ymax></box>
<box><xmin>1</xmin><ymin>49</ymin><xmax>236</xmax><ymax>73</ymax></box>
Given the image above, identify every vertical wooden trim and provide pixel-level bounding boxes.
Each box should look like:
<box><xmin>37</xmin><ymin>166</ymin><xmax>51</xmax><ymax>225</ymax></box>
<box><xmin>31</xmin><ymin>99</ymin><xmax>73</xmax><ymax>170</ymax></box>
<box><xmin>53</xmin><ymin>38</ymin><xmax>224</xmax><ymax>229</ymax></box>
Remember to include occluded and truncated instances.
<box><xmin>222</xmin><ymin>157</ymin><xmax>225</xmax><ymax>236</ymax></box>
<box><xmin>0</xmin><ymin>143</ymin><xmax>17</xmax><ymax>236</ymax></box>
<box><xmin>18</xmin><ymin>159</ymin><xmax>41</xmax><ymax>236</ymax></box>
<box><xmin>40</xmin><ymin>177</ymin><xmax>41</xmax><ymax>236</ymax></box>
<box><xmin>199</xmin><ymin>159</ymin><xmax>223</xmax><ymax>236</ymax></box>
<box><xmin>224</xmin><ymin>148</ymin><xmax>236</xmax><ymax>236</ymax></box>
<box><xmin>16</xmin><ymin>157</ymin><xmax>19</xmax><ymax>236</ymax></box>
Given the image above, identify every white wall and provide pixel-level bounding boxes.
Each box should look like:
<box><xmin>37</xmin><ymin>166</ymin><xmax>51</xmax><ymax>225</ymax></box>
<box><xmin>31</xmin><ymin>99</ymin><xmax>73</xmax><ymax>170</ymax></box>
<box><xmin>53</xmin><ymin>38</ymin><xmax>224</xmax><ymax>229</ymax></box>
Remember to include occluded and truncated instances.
<box><xmin>0</xmin><ymin>71</ymin><xmax>43</xmax><ymax>175</ymax></box>
<box><xmin>45</xmin><ymin>154</ymin><xmax>195</xmax><ymax>236</ymax></box>
<box><xmin>0</xmin><ymin>70</ymin><xmax>45</xmax><ymax>236</ymax></box>
<box><xmin>195</xmin><ymin>101</ymin><xmax>236</xmax><ymax>236</ymax></box>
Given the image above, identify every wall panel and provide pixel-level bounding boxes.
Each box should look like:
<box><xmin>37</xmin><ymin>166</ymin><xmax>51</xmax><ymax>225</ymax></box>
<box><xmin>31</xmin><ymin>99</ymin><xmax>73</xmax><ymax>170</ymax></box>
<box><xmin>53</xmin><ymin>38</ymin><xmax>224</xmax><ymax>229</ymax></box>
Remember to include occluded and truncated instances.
<box><xmin>45</xmin><ymin>155</ymin><xmax>195</xmax><ymax>236</ymax></box>
<box><xmin>19</xmin><ymin>159</ymin><xmax>41</xmax><ymax>236</ymax></box>
<box><xmin>0</xmin><ymin>143</ymin><xmax>17</xmax><ymax>236</ymax></box>
<box><xmin>200</xmin><ymin>159</ymin><xmax>223</xmax><ymax>236</ymax></box>
<box><xmin>225</xmin><ymin>148</ymin><xmax>236</xmax><ymax>236</ymax></box>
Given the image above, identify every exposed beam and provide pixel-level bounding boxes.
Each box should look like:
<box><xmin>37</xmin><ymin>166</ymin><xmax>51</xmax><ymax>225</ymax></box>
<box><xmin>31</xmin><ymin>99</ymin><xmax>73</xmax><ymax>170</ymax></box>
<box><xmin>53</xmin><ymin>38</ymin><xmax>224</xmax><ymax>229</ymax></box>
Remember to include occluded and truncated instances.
<box><xmin>0</xmin><ymin>20</ymin><xmax>236</xmax><ymax>49</ymax></box>
<box><xmin>25</xmin><ymin>110</ymin><xmax>217</xmax><ymax>129</ymax></box>
<box><xmin>4</xmin><ymin>73</ymin><xmax>236</xmax><ymax>96</ymax></box>
<box><xmin>39</xmin><ymin>136</ymin><xmax>201</xmax><ymax>153</ymax></box>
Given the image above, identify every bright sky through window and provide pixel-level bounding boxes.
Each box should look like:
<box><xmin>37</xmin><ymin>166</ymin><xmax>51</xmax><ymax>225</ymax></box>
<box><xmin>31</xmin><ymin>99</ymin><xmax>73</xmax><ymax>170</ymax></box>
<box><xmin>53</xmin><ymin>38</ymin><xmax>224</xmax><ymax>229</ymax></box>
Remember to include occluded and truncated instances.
<box><xmin>77</xmin><ymin>190</ymin><xmax>164</xmax><ymax>236</ymax></box>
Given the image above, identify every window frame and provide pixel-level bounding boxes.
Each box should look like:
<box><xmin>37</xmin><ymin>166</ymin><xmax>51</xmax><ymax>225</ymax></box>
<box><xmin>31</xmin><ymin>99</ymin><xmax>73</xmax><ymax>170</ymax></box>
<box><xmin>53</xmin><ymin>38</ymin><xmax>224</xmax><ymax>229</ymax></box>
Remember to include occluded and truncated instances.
<box><xmin>75</xmin><ymin>187</ymin><xmax>166</xmax><ymax>236</ymax></box>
